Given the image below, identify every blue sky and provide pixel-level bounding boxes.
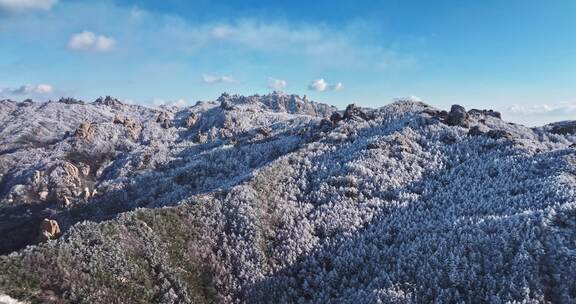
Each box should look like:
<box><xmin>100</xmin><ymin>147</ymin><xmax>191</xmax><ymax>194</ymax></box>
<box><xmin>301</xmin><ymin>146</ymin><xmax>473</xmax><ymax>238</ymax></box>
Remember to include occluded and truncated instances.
<box><xmin>0</xmin><ymin>0</ymin><xmax>575</xmax><ymax>125</ymax></box>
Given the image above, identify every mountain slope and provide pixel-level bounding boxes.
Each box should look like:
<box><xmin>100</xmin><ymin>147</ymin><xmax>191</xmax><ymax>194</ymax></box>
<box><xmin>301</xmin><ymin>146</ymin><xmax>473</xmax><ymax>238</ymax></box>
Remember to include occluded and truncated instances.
<box><xmin>0</xmin><ymin>95</ymin><xmax>575</xmax><ymax>303</ymax></box>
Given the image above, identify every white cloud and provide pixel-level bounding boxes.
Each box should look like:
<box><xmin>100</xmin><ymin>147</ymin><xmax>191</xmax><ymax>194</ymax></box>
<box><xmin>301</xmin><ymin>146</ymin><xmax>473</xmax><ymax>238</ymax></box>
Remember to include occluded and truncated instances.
<box><xmin>308</xmin><ymin>79</ymin><xmax>328</xmax><ymax>92</ymax></box>
<box><xmin>129</xmin><ymin>6</ymin><xmax>147</xmax><ymax>20</ymax></box>
<box><xmin>1</xmin><ymin>2</ymin><xmax>414</xmax><ymax>71</ymax></box>
<box><xmin>0</xmin><ymin>0</ymin><xmax>57</xmax><ymax>12</ymax></box>
<box><xmin>308</xmin><ymin>79</ymin><xmax>343</xmax><ymax>92</ymax></box>
<box><xmin>267</xmin><ymin>77</ymin><xmax>287</xmax><ymax>91</ymax></box>
<box><xmin>188</xmin><ymin>21</ymin><xmax>414</xmax><ymax>70</ymax></box>
<box><xmin>508</xmin><ymin>103</ymin><xmax>576</xmax><ymax>116</ymax></box>
<box><xmin>201</xmin><ymin>74</ymin><xmax>239</xmax><ymax>85</ymax></box>
<box><xmin>0</xmin><ymin>84</ymin><xmax>54</xmax><ymax>95</ymax></box>
<box><xmin>330</xmin><ymin>82</ymin><xmax>343</xmax><ymax>91</ymax></box>
<box><xmin>67</xmin><ymin>31</ymin><xmax>116</xmax><ymax>52</ymax></box>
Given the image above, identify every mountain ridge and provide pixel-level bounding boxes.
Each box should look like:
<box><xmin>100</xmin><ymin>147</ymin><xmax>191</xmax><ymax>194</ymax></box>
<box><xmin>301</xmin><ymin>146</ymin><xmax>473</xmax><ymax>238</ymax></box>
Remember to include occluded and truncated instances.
<box><xmin>0</xmin><ymin>93</ymin><xmax>575</xmax><ymax>303</ymax></box>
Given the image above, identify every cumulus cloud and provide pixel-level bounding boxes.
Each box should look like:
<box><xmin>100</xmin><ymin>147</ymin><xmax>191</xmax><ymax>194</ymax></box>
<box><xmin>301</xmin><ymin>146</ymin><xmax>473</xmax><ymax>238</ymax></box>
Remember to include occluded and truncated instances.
<box><xmin>508</xmin><ymin>103</ymin><xmax>576</xmax><ymax>116</ymax></box>
<box><xmin>0</xmin><ymin>0</ymin><xmax>57</xmax><ymax>12</ymax></box>
<box><xmin>67</xmin><ymin>31</ymin><xmax>116</xmax><ymax>52</ymax></box>
<box><xmin>201</xmin><ymin>74</ymin><xmax>239</xmax><ymax>85</ymax></box>
<box><xmin>267</xmin><ymin>77</ymin><xmax>287</xmax><ymax>91</ymax></box>
<box><xmin>308</xmin><ymin>79</ymin><xmax>343</xmax><ymax>92</ymax></box>
<box><xmin>0</xmin><ymin>84</ymin><xmax>54</xmax><ymax>95</ymax></box>
<box><xmin>331</xmin><ymin>82</ymin><xmax>344</xmax><ymax>91</ymax></box>
<box><xmin>2</xmin><ymin>1</ymin><xmax>415</xmax><ymax>73</ymax></box>
<box><xmin>308</xmin><ymin>79</ymin><xmax>328</xmax><ymax>92</ymax></box>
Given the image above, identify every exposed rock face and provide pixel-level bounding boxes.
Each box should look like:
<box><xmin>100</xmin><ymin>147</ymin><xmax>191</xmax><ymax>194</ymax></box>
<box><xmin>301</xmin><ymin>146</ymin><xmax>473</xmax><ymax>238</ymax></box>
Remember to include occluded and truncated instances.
<box><xmin>468</xmin><ymin>126</ymin><xmax>511</xmax><ymax>139</ymax></box>
<box><xmin>330</xmin><ymin>112</ymin><xmax>343</xmax><ymax>125</ymax></box>
<box><xmin>423</xmin><ymin>108</ymin><xmax>449</xmax><ymax>121</ymax></box>
<box><xmin>58</xmin><ymin>97</ymin><xmax>84</xmax><ymax>105</ymax></box>
<box><xmin>93</xmin><ymin>96</ymin><xmax>124</xmax><ymax>109</ymax></box>
<box><xmin>487</xmin><ymin>129</ymin><xmax>513</xmax><ymax>140</ymax></box>
<box><xmin>220</xmin><ymin>99</ymin><xmax>235</xmax><ymax>111</ymax></box>
<box><xmin>20</xmin><ymin>99</ymin><xmax>33</xmax><ymax>107</ymax></box>
<box><xmin>549</xmin><ymin>121</ymin><xmax>576</xmax><ymax>135</ymax></box>
<box><xmin>156</xmin><ymin>112</ymin><xmax>172</xmax><ymax>129</ymax></box>
<box><xmin>38</xmin><ymin>161</ymin><xmax>87</xmax><ymax>207</ymax></box>
<box><xmin>114</xmin><ymin>115</ymin><xmax>141</xmax><ymax>140</ymax></box>
<box><xmin>343</xmin><ymin>104</ymin><xmax>369</xmax><ymax>121</ymax></box>
<box><xmin>445</xmin><ymin>104</ymin><xmax>469</xmax><ymax>127</ymax></box>
<box><xmin>468</xmin><ymin>108</ymin><xmax>501</xmax><ymax>119</ymax></box>
<box><xmin>123</xmin><ymin>117</ymin><xmax>140</xmax><ymax>140</ymax></box>
<box><xmin>468</xmin><ymin>125</ymin><xmax>485</xmax><ymax>136</ymax></box>
<box><xmin>185</xmin><ymin>112</ymin><xmax>198</xmax><ymax>128</ymax></box>
<box><xmin>39</xmin><ymin>219</ymin><xmax>60</xmax><ymax>241</ymax></box>
<box><xmin>74</xmin><ymin>122</ymin><xmax>95</xmax><ymax>140</ymax></box>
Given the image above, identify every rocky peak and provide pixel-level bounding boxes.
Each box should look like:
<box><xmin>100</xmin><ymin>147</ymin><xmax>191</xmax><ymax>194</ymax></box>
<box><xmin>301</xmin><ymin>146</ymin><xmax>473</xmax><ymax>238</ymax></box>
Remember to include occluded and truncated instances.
<box><xmin>548</xmin><ymin>121</ymin><xmax>576</xmax><ymax>135</ymax></box>
<box><xmin>93</xmin><ymin>96</ymin><xmax>124</xmax><ymax>108</ymax></box>
<box><xmin>258</xmin><ymin>92</ymin><xmax>336</xmax><ymax>117</ymax></box>
<box><xmin>214</xmin><ymin>92</ymin><xmax>336</xmax><ymax>117</ymax></box>
<box><xmin>445</xmin><ymin>104</ymin><xmax>470</xmax><ymax>127</ymax></box>
<box><xmin>343</xmin><ymin>104</ymin><xmax>370</xmax><ymax>121</ymax></box>
<box><xmin>58</xmin><ymin>97</ymin><xmax>85</xmax><ymax>105</ymax></box>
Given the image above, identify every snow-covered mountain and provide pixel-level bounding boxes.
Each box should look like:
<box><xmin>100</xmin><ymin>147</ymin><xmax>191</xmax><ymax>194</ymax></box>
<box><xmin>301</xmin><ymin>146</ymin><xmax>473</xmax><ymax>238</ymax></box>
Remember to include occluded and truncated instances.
<box><xmin>0</xmin><ymin>93</ymin><xmax>575</xmax><ymax>303</ymax></box>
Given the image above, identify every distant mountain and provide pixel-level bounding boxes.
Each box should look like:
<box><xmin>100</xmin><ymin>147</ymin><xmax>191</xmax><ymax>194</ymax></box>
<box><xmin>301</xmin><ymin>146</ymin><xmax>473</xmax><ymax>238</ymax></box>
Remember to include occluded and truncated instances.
<box><xmin>0</xmin><ymin>94</ymin><xmax>575</xmax><ymax>303</ymax></box>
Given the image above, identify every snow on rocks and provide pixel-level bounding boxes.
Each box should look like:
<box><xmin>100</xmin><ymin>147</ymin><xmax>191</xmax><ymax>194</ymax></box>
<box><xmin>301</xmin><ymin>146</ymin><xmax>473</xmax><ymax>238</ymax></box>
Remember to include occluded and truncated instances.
<box><xmin>343</xmin><ymin>103</ymin><xmax>370</xmax><ymax>121</ymax></box>
<box><xmin>74</xmin><ymin>122</ymin><xmax>96</xmax><ymax>141</ymax></box>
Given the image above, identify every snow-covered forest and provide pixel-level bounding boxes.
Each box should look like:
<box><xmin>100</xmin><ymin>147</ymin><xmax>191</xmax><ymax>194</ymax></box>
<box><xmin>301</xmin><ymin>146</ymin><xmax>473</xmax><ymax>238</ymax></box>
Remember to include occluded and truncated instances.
<box><xmin>0</xmin><ymin>92</ymin><xmax>575</xmax><ymax>303</ymax></box>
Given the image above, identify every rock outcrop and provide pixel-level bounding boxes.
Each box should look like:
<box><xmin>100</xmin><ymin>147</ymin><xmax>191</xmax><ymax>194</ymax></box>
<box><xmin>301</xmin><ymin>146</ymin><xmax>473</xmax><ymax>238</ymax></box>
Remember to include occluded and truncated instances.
<box><xmin>445</xmin><ymin>104</ymin><xmax>469</xmax><ymax>127</ymax></box>
<box><xmin>93</xmin><ymin>96</ymin><xmax>124</xmax><ymax>109</ymax></box>
<box><xmin>58</xmin><ymin>97</ymin><xmax>85</xmax><ymax>105</ymax></box>
<box><xmin>468</xmin><ymin>125</ymin><xmax>485</xmax><ymax>136</ymax></box>
<box><xmin>156</xmin><ymin>112</ymin><xmax>171</xmax><ymax>129</ymax></box>
<box><xmin>330</xmin><ymin>112</ymin><xmax>343</xmax><ymax>125</ymax></box>
<box><xmin>487</xmin><ymin>129</ymin><xmax>513</xmax><ymax>140</ymax></box>
<box><xmin>549</xmin><ymin>121</ymin><xmax>576</xmax><ymax>135</ymax></box>
<box><xmin>468</xmin><ymin>108</ymin><xmax>501</xmax><ymax>119</ymax></box>
<box><xmin>343</xmin><ymin>104</ymin><xmax>370</xmax><ymax>121</ymax></box>
<box><xmin>184</xmin><ymin>112</ymin><xmax>198</xmax><ymax>128</ymax></box>
<box><xmin>114</xmin><ymin>115</ymin><xmax>141</xmax><ymax>139</ymax></box>
<box><xmin>74</xmin><ymin>122</ymin><xmax>95</xmax><ymax>140</ymax></box>
<box><xmin>39</xmin><ymin>219</ymin><xmax>61</xmax><ymax>241</ymax></box>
